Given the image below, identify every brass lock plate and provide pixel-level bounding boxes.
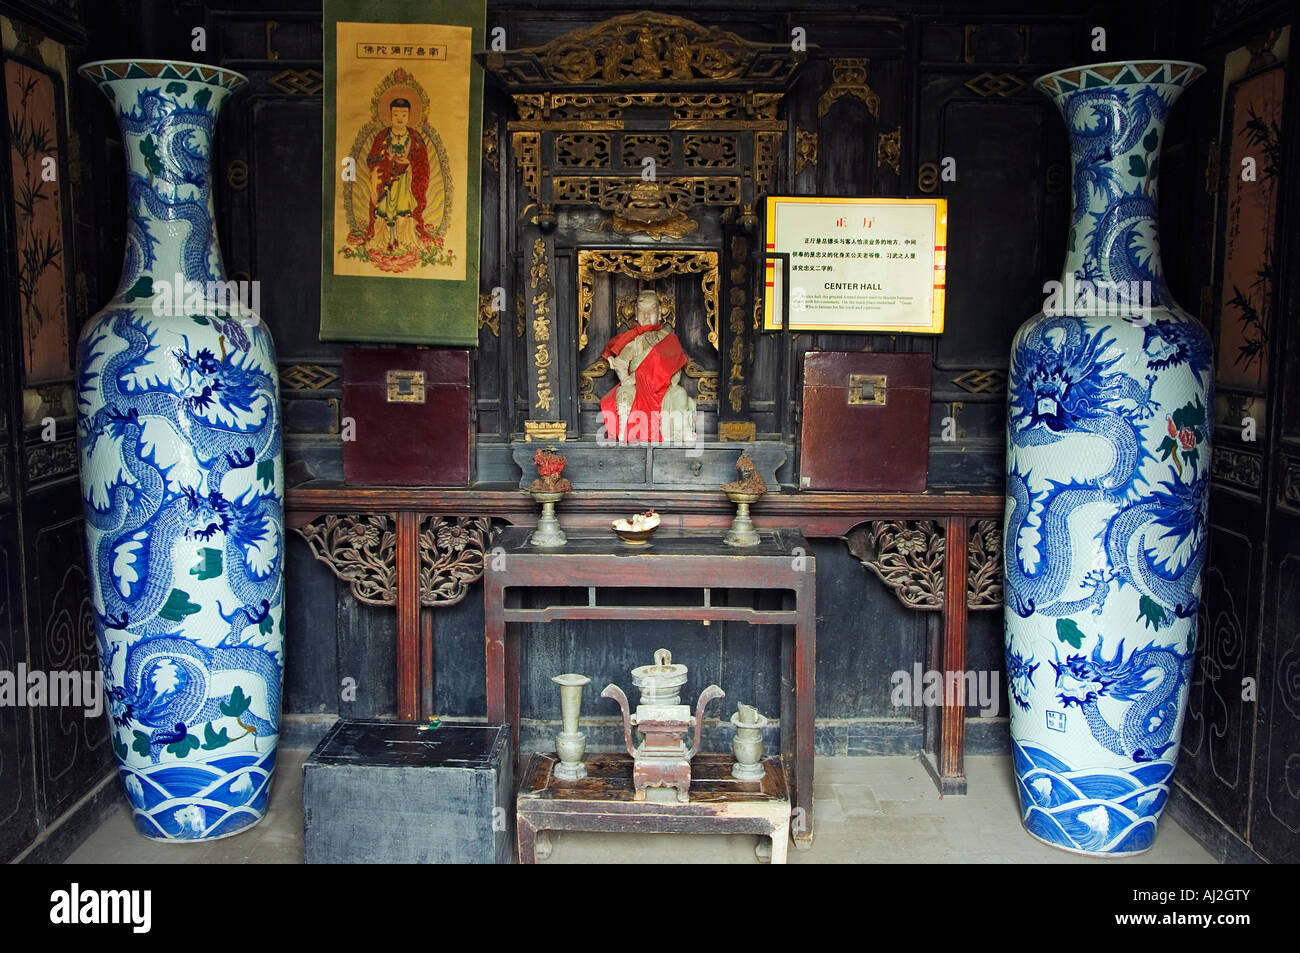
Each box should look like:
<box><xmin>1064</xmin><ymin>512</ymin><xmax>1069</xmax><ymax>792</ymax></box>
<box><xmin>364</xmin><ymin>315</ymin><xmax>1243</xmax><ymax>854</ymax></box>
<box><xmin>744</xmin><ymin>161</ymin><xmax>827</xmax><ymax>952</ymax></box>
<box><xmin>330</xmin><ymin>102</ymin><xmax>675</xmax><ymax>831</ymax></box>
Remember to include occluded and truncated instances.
<box><xmin>847</xmin><ymin>373</ymin><xmax>887</xmax><ymax>406</ymax></box>
<box><xmin>386</xmin><ymin>370</ymin><xmax>425</xmax><ymax>403</ymax></box>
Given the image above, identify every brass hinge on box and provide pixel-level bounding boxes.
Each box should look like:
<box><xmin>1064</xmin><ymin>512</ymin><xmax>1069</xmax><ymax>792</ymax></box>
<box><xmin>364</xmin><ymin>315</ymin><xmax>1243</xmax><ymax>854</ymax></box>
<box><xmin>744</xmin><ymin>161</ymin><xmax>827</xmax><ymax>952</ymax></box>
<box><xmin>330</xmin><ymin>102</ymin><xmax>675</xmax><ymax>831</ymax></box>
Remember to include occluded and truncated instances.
<box><xmin>386</xmin><ymin>370</ymin><xmax>425</xmax><ymax>403</ymax></box>
<box><xmin>848</xmin><ymin>373</ymin><xmax>887</xmax><ymax>406</ymax></box>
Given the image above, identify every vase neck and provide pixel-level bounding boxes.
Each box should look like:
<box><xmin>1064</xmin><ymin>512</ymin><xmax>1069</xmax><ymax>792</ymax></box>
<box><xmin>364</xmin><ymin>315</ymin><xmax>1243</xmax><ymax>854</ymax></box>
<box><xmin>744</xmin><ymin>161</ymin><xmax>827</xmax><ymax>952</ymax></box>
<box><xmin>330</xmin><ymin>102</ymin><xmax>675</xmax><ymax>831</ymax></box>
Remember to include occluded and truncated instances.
<box><xmin>80</xmin><ymin>62</ymin><xmax>245</xmax><ymax>307</ymax></box>
<box><xmin>1038</xmin><ymin>63</ymin><xmax>1202</xmax><ymax>316</ymax></box>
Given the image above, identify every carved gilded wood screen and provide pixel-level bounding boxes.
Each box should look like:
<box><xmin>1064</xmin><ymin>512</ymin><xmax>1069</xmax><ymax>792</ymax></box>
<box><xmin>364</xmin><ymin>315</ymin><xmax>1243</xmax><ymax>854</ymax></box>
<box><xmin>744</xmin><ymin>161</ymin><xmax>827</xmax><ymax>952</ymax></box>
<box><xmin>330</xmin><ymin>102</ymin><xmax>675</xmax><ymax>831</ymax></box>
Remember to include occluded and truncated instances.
<box><xmin>480</xmin><ymin>12</ymin><xmax>803</xmax><ymax>440</ymax></box>
<box><xmin>576</xmin><ymin>249</ymin><xmax>719</xmax><ymax>435</ymax></box>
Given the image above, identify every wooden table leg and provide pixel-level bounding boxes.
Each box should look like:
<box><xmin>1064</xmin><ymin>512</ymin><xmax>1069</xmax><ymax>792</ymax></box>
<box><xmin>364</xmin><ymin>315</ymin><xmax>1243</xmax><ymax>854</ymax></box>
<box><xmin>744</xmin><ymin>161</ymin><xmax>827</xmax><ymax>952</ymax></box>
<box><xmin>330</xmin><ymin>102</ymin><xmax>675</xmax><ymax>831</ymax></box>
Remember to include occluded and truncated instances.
<box><xmin>505</xmin><ymin>586</ymin><xmax>521</xmax><ymax>764</ymax></box>
<box><xmin>484</xmin><ymin>567</ymin><xmax>506</xmax><ymax>727</ymax></box>
<box><xmin>937</xmin><ymin>515</ymin><xmax>969</xmax><ymax>795</ymax></box>
<box><xmin>770</xmin><ymin>821</ymin><xmax>790</xmax><ymax>865</ymax></box>
<box><xmin>793</xmin><ymin>573</ymin><xmax>816</xmax><ymax>849</ymax></box>
<box><xmin>517</xmin><ymin>814</ymin><xmax>538</xmax><ymax>864</ymax></box>
<box><xmin>395</xmin><ymin>510</ymin><xmax>421</xmax><ymax>722</ymax></box>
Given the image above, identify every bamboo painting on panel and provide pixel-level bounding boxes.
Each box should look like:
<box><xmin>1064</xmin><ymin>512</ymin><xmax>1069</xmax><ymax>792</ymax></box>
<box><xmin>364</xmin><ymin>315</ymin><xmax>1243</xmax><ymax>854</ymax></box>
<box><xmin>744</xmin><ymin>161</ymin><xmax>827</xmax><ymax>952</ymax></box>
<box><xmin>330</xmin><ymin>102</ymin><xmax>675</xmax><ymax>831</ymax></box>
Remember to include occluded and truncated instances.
<box><xmin>5</xmin><ymin>56</ymin><xmax>73</xmax><ymax>382</ymax></box>
<box><xmin>1216</xmin><ymin>63</ymin><xmax>1284</xmax><ymax>392</ymax></box>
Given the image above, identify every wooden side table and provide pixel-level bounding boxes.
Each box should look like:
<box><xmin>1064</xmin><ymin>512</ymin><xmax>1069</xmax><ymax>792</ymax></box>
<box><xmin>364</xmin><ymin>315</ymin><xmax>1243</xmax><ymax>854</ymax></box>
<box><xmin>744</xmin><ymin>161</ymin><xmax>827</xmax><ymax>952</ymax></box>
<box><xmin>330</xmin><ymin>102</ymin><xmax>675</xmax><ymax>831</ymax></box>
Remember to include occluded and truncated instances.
<box><xmin>517</xmin><ymin>753</ymin><xmax>791</xmax><ymax>864</ymax></box>
<box><xmin>484</xmin><ymin>525</ymin><xmax>816</xmax><ymax>847</ymax></box>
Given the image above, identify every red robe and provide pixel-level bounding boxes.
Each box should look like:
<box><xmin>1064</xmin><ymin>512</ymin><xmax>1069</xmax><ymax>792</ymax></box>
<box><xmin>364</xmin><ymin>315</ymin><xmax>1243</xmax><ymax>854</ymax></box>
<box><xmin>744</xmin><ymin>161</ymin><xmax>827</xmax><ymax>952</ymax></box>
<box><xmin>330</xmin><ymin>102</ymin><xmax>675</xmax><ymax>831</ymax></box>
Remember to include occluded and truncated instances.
<box><xmin>600</xmin><ymin>324</ymin><xmax>688</xmax><ymax>442</ymax></box>
<box><xmin>362</xmin><ymin>126</ymin><xmax>433</xmax><ymax>243</ymax></box>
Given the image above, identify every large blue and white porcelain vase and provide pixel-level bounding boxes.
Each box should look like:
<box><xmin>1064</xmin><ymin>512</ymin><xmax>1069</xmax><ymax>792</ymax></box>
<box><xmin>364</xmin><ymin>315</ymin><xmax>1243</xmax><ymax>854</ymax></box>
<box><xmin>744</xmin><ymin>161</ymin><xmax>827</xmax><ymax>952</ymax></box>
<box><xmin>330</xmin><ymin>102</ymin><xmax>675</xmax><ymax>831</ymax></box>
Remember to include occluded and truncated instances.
<box><xmin>1003</xmin><ymin>61</ymin><xmax>1211</xmax><ymax>856</ymax></box>
<box><xmin>75</xmin><ymin>60</ymin><xmax>285</xmax><ymax>840</ymax></box>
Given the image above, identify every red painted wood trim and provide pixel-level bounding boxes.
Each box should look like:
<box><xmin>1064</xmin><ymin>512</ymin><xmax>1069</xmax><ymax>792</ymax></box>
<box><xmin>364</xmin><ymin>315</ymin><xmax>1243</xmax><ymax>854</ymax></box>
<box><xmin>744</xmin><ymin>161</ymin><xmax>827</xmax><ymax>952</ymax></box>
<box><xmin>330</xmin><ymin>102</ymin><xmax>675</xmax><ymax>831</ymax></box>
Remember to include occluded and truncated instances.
<box><xmin>395</xmin><ymin>510</ymin><xmax>420</xmax><ymax>721</ymax></box>
<box><xmin>940</xmin><ymin>515</ymin><xmax>969</xmax><ymax>782</ymax></box>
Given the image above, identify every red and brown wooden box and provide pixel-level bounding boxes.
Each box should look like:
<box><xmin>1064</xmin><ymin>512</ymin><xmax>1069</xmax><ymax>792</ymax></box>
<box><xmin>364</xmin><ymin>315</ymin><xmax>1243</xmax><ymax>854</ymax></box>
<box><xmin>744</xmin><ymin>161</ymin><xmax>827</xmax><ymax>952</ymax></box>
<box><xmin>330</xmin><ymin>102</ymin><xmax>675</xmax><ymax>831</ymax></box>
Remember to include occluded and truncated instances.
<box><xmin>342</xmin><ymin>347</ymin><xmax>473</xmax><ymax>486</ymax></box>
<box><xmin>798</xmin><ymin>350</ymin><xmax>931</xmax><ymax>492</ymax></box>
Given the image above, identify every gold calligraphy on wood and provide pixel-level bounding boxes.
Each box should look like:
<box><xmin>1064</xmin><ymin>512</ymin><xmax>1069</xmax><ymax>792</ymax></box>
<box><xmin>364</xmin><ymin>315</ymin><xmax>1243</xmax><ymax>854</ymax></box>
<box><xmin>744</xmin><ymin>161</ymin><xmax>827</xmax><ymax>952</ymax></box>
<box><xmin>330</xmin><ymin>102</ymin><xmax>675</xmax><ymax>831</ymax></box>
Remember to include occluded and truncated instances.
<box><xmin>817</xmin><ymin>58</ymin><xmax>880</xmax><ymax>118</ymax></box>
<box><xmin>722</xmin><ymin>233</ymin><xmax>749</xmax><ymax>409</ymax></box>
<box><xmin>530</xmin><ymin>237</ymin><xmax>555</xmax><ymax>414</ymax></box>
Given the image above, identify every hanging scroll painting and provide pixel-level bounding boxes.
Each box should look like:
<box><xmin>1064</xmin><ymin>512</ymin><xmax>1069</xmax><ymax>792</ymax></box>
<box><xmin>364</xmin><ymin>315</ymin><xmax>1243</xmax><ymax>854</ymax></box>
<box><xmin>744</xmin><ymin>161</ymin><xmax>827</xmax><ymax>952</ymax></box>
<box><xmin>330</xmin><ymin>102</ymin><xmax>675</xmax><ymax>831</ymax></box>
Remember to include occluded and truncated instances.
<box><xmin>322</xmin><ymin>0</ymin><xmax>485</xmax><ymax>345</ymax></box>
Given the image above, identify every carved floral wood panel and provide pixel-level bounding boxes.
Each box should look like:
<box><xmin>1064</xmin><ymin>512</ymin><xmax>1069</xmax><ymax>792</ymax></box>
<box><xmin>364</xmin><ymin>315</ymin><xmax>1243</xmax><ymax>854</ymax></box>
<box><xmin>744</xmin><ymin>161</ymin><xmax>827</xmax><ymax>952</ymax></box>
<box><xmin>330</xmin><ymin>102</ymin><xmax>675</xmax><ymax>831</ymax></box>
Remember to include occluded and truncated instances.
<box><xmin>295</xmin><ymin>514</ymin><xmax>495</xmax><ymax>607</ymax></box>
<box><xmin>845</xmin><ymin>518</ymin><xmax>1003</xmax><ymax>611</ymax></box>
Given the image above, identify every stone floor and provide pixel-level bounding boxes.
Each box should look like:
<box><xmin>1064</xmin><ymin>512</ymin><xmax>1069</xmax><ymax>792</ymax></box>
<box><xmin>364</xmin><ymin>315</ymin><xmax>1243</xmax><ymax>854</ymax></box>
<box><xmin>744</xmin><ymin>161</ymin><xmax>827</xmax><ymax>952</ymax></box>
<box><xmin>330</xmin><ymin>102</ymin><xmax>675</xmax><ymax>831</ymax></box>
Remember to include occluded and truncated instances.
<box><xmin>67</xmin><ymin>748</ymin><xmax>1216</xmax><ymax>864</ymax></box>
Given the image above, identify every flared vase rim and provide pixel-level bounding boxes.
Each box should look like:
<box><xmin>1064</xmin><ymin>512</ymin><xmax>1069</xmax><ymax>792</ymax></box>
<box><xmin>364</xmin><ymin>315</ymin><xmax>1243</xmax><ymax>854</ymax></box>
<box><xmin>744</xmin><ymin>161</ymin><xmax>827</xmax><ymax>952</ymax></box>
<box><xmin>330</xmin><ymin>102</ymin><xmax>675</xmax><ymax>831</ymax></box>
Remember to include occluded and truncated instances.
<box><xmin>1034</xmin><ymin>59</ymin><xmax>1206</xmax><ymax>96</ymax></box>
<box><xmin>78</xmin><ymin>58</ymin><xmax>248</xmax><ymax>90</ymax></box>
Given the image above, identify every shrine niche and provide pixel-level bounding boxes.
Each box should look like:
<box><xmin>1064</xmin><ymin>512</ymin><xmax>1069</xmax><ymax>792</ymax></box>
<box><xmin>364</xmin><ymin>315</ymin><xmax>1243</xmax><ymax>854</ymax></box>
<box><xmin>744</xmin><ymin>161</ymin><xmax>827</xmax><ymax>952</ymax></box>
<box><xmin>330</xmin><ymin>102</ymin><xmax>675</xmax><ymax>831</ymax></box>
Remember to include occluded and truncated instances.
<box><xmin>482</xmin><ymin>12</ymin><xmax>803</xmax><ymax>488</ymax></box>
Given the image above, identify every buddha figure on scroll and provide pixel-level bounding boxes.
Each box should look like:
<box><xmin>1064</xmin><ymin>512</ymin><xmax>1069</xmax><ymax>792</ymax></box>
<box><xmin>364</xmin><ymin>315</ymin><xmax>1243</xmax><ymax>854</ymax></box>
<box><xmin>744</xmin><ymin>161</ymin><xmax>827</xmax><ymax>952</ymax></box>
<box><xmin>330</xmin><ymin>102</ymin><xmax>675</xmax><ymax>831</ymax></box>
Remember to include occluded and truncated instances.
<box><xmin>600</xmin><ymin>290</ymin><xmax>696</xmax><ymax>444</ymax></box>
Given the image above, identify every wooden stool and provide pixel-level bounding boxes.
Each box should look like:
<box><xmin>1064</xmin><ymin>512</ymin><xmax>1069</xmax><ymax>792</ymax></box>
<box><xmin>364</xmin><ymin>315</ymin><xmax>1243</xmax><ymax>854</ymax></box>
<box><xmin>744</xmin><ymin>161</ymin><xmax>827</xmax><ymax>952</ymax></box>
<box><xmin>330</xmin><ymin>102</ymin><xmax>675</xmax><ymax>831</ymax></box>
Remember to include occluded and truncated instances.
<box><xmin>516</xmin><ymin>752</ymin><xmax>791</xmax><ymax>864</ymax></box>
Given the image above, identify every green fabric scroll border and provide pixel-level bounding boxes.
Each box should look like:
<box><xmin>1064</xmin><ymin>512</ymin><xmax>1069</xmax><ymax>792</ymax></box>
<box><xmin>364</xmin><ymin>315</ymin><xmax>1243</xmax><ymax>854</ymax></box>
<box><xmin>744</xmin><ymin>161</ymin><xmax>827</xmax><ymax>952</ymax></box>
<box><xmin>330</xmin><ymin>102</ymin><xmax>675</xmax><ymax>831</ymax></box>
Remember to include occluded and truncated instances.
<box><xmin>321</xmin><ymin>0</ymin><xmax>485</xmax><ymax>346</ymax></box>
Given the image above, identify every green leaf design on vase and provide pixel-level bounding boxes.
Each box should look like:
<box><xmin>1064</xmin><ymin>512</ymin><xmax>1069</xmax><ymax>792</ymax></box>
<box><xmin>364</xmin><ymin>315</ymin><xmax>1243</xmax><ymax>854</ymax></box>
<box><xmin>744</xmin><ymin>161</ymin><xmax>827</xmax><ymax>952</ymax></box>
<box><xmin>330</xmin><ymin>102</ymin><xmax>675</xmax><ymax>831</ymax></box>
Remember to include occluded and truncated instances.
<box><xmin>219</xmin><ymin>685</ymin><xmax>252</xmax><ymax>720</ymax></box>
<box><xmin>190</xmin><ymin>547</ymin><xmax>223</xmax><ymax>581</ymax></box>
<box><xmin>131</xmin><ymin>730</ymin><xmax>152</xmax><ymax>758</ymax></box>
<box><xmin>1056</xmin><ymin>618</ymin><xmax>1086</xmax><ymax>649</ymax></box>
<box><xmin>157</xmin><ymin>588</ymin><xmax>201</xmax><ymax>622</ymax></box>
<box><xmin>201</xmin><ymin>723</ymin><xmax>232</xmax><ymax>750</ymax></box>
<box><xmin>139</xmin><ymin>133</ymin><xmax>164</xmax><ymax>179</ymax></box>
<box><xmin>121</xmin><ymin>276</ymin><xmax>153</xmax><ymax>302</ymax></box>
<box><xmin>1139</xmin><ymin>595</ymin><xmax>1171</xmax><ymax>630</ymax></box>
<box><xmin>166</xmin><ymin>733</ymin><xmax>201</xmax><ymax>758</ymax></box>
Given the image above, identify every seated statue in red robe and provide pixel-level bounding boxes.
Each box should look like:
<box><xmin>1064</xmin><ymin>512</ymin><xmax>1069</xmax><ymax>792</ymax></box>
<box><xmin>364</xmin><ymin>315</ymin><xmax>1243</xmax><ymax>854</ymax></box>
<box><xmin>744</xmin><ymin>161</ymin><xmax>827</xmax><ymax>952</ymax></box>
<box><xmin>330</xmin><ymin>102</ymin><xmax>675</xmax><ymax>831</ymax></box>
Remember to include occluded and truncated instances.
<box><xmin>600</xmin><ymin>291</ymin><xmax>696</xmax><ymax>443</ymax></box>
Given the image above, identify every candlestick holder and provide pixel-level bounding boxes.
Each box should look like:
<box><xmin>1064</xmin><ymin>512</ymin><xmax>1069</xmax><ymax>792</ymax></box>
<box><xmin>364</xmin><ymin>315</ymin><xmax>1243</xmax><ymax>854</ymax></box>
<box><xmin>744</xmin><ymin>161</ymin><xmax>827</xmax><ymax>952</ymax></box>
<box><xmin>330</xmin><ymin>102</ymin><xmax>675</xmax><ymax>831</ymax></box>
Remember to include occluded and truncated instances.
<box><xmin>552</xmin><ymin>673</ymin><xmax>590</xmax><ymax>780</ymax></box>
<box><xmin>730</xmin><ymin>703</ymin><xmax>769</xmax><ymax>780</ymax></box>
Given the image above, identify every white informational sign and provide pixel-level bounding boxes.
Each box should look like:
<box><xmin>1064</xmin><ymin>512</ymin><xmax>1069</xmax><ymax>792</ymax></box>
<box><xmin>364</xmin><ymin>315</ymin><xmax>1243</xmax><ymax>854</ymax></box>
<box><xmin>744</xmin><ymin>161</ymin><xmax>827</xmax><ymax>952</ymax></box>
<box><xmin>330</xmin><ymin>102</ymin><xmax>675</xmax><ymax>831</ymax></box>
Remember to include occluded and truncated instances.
<box><xmin>763</xmin><ymin>196</ymin><xmax>947</xmax><ymax>333</ymax></box>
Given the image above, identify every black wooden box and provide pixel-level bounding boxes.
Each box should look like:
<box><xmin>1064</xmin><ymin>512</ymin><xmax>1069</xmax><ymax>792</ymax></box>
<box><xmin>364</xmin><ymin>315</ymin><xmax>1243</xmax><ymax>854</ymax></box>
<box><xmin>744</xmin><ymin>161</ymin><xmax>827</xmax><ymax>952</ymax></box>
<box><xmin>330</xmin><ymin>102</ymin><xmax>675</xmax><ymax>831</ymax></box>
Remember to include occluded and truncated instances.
<box><xmin>303</xmin><ymin>720</ymin><xmax>512</xmax><ymax>864</ymax></box>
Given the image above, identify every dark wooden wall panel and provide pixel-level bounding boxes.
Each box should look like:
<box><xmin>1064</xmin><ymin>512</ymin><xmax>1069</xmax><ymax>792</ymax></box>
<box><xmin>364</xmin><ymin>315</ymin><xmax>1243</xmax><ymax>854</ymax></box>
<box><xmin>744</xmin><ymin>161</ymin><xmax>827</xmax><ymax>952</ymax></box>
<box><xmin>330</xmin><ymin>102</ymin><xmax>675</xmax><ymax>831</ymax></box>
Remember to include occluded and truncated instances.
<box><xmin>0</xmin><ymin>516</ymin><xmax>38</xmax><ymax>861</ymax></box>
<box><xmin>1179</xmin><ymin>526</ymin><xmax>1256</xmax><ymax>835</ymax></box>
